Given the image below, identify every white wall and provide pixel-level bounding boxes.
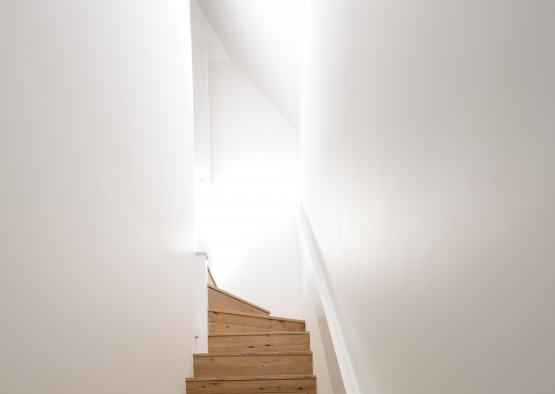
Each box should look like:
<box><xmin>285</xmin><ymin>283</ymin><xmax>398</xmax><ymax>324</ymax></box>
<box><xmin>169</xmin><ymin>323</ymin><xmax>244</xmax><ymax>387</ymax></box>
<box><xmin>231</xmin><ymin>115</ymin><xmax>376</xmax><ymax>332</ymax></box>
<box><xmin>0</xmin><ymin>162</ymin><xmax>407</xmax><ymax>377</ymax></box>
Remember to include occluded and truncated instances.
<box><xmin>198</xmin><ymin>0</ymin><xmax>306</xmax><ymax>127</ymax></box>
<box><xmin>205</xmin><ymin>60</ymin><xmax>303</xmax><ymax>318</ymax></box>
<box><xmin>301</xmin><ymin>1</ymin><xmax>555</xmax><ymax>393</ymax></box>
<box><xmin>191</xmin><ymin>0</ymin><xmax>229</xmax><ymax>254</ymax></box>
<box><xmin>0</xmin><ymin>2</ymin><xmax>197</xmax><ymax>394</ymax></box>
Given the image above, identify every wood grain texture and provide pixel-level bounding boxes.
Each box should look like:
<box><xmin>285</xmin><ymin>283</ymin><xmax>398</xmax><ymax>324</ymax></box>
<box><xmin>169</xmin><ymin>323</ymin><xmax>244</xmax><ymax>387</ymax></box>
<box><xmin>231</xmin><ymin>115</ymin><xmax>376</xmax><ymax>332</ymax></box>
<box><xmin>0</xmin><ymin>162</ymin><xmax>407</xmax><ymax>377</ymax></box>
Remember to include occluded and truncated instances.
<box><xmin>186</xmin><ymin>375</ymin><xmax>317</xmax><ymax>394</ymax></box>
<box><xmin>209</xmin><ymin>331</ymin><xmax>310</xmax><ymax>353</ymax></box>
<box><xmin>209</xmin><ymin>310</ymin><xmax>305</xmax><ymax>334</ymax></box>
<box><xmin>208</xmin><ymin>285</ymin><xmax>270</xmax><ymax>316</ymax></box>
<box><xmin>186</xmin><ymin>271</ymin><xmax>317</xmax><ymax>393</ymax></box>
<box><xmin>194</xmin><ymin>351</ymin><xmax>313</xmax><ymax>377</ymax></box>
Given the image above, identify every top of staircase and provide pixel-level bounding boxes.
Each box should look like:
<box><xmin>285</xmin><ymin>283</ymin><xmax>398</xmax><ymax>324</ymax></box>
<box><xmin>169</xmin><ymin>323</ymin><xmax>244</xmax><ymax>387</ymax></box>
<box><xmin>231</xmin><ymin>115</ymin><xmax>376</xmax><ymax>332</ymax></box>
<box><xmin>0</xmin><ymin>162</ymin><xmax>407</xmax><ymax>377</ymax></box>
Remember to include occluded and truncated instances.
<box><xmin>208</xmin><ymin>309</ymin><xmax>305</xmax><ymax>323</ymax></box>
<box><xmin>208</xmin><ymin>284</ymin><xmax>271</xmax><ymax>315</ymax></box>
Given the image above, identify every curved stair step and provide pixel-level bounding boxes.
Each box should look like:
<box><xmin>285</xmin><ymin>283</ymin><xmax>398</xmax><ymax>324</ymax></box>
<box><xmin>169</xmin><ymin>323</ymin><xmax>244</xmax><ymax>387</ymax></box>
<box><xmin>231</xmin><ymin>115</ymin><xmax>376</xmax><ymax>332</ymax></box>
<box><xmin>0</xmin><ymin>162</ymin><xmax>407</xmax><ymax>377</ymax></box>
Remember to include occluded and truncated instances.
<box><xmin>208</xmin><ymin>285</ymin><xmax>270</xmax><ymax>316</ymax></box>
<box><xmin>209</xmin><ymin>309</ymin><xmax>305</xmax><ymax>334</ymax></box>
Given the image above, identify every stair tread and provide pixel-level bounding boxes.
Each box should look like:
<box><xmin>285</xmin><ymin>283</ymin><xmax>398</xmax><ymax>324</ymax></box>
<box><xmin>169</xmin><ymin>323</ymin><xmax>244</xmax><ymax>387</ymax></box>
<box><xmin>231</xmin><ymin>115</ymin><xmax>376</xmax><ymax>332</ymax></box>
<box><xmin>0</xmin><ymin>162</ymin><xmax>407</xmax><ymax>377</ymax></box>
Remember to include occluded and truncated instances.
<box><xmin>186</xmin><ymin>374</ymin><xmax>316</xmax><ymax>382</ymax></box>
<box><xmin>209</xmin><ymin>331</ymin><xmax>309</xmax><ymax>337</ymax></box>
<box><xmin>208</xmin><ymin>331</ymin><xmax>311</xmax><ymax>353</ymax></box>
<box><xmin>187</xmin><ymin>271</ymin><xmax>316</xmax><ymax>393</ymax></box>
<box><xmin>195</xmin><ymin>351</ymin><xmax>312</xmax><ymax>357</ymax></box>
<box><xmin>209</xmin><ymin>309</ymin><xmax>305</xmax><ymax>323</ymax></box>
<box><xmin>208</xmin><ymin>285</ymin><xmax>270</xmax><ymax>315</ymax></box>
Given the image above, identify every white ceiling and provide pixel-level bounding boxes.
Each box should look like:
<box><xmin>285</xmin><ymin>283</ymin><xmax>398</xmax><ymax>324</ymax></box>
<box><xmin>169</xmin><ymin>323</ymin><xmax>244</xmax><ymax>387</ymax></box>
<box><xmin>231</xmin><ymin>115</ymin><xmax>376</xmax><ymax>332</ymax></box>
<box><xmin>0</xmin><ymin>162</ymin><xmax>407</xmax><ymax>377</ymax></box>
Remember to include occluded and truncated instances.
<box><xmin>197</xmin><ymin>0</ymin><xmax>306</xmax><ymax>128</ymax></box>
<box><xmin>191</xmin><ymin>0</ymin><xmax>230</xmax><ymax>62</ymax></box>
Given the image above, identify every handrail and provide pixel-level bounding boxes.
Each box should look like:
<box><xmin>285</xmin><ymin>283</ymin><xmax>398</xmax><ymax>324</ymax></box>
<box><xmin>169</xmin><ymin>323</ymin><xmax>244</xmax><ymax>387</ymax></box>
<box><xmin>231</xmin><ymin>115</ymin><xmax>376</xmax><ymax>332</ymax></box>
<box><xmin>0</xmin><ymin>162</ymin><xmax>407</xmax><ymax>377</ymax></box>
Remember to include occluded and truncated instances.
<box><xmin>296</xmin><ymin>205</ymin><xmax>361</xmax><ymax>394</ymax></box>
<box><xmin>195</xmin><ymin>251</ymin><xmax>216</xmax><ymax>287</ymax></box>
<box><xmin>207</xmin><ymin>267</ymin><xmax>217</xmax><ymax>287</ymax></box>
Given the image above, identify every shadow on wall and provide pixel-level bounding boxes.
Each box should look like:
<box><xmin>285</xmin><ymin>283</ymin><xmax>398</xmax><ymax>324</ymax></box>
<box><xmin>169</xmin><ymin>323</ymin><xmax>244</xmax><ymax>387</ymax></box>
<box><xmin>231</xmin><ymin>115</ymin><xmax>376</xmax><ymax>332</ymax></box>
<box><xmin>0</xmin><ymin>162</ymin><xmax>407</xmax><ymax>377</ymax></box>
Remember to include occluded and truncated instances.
<box><xmin>301</xmin><ymin>239</ymin><xmax>347</xmax><ymax>394</ymax></box>
<box><xmin>316</xmin><ymin>299</ymin><xmax>347</xmax><ymax>394</ymax></box>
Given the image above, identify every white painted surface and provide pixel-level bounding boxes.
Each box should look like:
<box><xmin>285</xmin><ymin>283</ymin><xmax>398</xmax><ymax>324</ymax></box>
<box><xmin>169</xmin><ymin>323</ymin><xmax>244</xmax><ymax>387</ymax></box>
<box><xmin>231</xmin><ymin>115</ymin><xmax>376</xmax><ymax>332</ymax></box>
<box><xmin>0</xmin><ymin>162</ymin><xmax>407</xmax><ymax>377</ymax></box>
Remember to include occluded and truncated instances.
<box><xmin>301</xmin><ymin>1</ymin><xmax>555</xmax><ymax>393</ymax></box>
<box><xmin>198</xmin><ymin>0</ymin><xmax>306</xmax><ymax>127</ymax></box>
<box><xmin>205</xmin><ymin>60</ymin><xmax>303</xmax><ymax>318</ymax></box>
<box><xmin>191</xmin><ymin>0</ymin><xmax>230</xmax><ymax>254</ymax></box>
<box><xmin>302</xmin><ymin>267</ymin><xmax>346</xmax><ymax>394</ymax></box>
<box><xmin>193</xmin><ymin>254</ymin><xmax>209</xmax><ymax>353</ymax></box>
<box><xmin>191</xmin><ymin>0</ymin><xmax>230</xmax><ymax>63</ymax></box>
<box><xmin>0</xmin><ymin>2</ymin><xmax>197</xmax><ymax>393</ymax></box>
<box><xmin>192</xmin><ymin>45</ymin><xmax>211</xmax><ymax>185</ymax></box>
<box><xmin>297</xmin><ymin>207</ymin><xmax>355</xmax><ymax>394</ymax></box>
<box><xmin>192</xmin><ymin>46</ymin><xmax>212</xmax><ymax>254</ymax></box>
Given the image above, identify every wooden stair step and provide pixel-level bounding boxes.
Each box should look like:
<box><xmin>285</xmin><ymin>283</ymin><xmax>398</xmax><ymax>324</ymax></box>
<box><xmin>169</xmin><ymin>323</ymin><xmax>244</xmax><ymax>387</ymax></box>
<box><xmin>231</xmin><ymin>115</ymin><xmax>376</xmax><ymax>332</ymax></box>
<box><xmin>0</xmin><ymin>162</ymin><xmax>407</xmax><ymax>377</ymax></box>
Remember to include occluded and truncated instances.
<box><xmin>209</xmin><ymin>310</ymin><xmax>305</xmax><ymax>334</ymax></box>
<box><xmin>209</xmin><ymin>331</ymin><xmax>310</xmax><ymax>353</ymax></box>
<box><xmin>194</xmin><ymin>351</ymin><xmax>313</xmax><ymax>377</ymax></box>
<box><xmin>208</xmin><ymin>285</ymin><xmax>270</xmax><ymax>316</ymax></box>
<box><xmin>186</xmin><ymin>375</ymin><xmax>317</xmax><ymax>394</ymax></box>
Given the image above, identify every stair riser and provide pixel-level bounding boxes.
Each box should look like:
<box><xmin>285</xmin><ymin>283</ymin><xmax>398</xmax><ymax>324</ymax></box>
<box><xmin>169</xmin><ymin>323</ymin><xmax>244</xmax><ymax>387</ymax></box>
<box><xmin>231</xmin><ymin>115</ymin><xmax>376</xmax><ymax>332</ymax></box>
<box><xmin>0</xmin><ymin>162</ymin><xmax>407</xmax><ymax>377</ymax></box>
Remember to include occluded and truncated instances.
<box><xmin>208</xmin><ymin>287</ymin><xmax>269</xmax><ymax>316</ymax></box>
<box><xmin>209</xmin><ymin>312</ymin><xmax>305</xmax><ymax>334</ymax></box>
<box><xmin>186</xmin><ymin>377</ymin><xmax>316</xmax><ymax>394</ymax></box>
<box><xmin>194</xmin><ymin>353</ymin><xmax>313</xmax><ymax>377</ymax></box>
<box><xmin>209</xmin><ymin>333</ymin><xmax>310</xmax><ymax>353</ymax></box>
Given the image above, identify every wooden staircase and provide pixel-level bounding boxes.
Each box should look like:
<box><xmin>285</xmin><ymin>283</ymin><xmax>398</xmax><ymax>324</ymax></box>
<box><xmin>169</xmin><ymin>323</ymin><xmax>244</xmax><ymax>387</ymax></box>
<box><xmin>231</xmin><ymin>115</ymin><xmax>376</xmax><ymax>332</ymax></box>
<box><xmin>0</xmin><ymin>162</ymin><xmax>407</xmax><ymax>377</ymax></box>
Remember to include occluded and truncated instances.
<box><xmin>186</xmin><ymin>271</ymin><xmax>317</xmax><ymax>393</ymax></box>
